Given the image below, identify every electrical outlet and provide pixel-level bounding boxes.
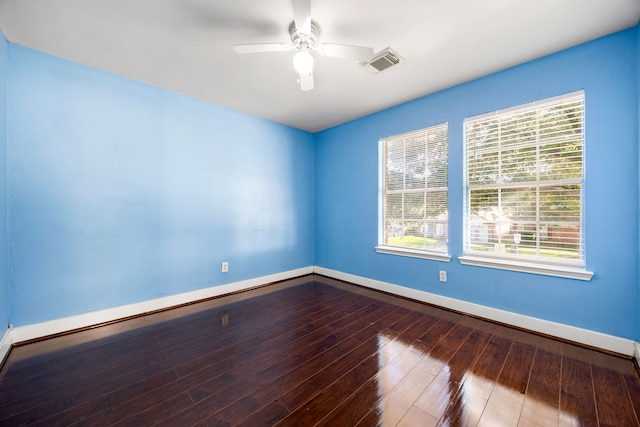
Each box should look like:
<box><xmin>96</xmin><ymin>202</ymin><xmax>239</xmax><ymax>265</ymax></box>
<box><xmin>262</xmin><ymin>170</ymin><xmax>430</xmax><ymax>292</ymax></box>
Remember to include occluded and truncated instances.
<box><xmin>221</xmin><ymin>261</ymin><xmax>229</xmax><ymax>273</ymax></box>
<box><xmin>439</xmin><ymin>270</ymin><xmax>447</xmax><ymax>282</ymax></box>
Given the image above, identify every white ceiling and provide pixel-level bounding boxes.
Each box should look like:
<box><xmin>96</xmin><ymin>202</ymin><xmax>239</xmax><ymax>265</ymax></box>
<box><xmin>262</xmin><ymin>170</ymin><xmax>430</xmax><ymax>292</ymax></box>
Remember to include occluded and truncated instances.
<box><xmin>0</xmin><ymin>0</ymin><xmax>639</xmax><ymax>133</ymax></box>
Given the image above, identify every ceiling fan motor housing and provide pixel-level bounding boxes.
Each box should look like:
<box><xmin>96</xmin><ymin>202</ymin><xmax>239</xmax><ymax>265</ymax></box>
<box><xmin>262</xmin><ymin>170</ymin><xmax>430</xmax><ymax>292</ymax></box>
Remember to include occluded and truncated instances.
<box><xmin>289</xmin><ymin>20</ymin><xmax>320</xmax><ymax>51</ymax></box>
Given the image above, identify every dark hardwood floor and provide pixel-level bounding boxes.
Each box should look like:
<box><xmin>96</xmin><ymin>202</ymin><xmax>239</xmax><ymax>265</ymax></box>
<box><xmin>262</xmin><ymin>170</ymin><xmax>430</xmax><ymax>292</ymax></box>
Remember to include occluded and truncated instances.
<box><xmin>1</xmin><ymin>274</ymin><xmax>639</xmax><ymax>426</ymax></box>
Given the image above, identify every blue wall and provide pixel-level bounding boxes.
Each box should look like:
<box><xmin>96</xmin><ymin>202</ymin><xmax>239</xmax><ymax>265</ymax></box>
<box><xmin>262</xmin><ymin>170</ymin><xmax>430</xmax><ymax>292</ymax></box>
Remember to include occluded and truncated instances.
<box><xmin>2</xmin><ymin>24</ymin><xmax>640</xmax><ymax>343</ymax></box>
<box><xmin>0</xmin><ymin>29</ymin><xmax>7</xmax><ymax>332</ymax></box>
<box><xmin>637</xmin><ymin>25</ymin><xmax>640</xmax><ymax>344</ymax></box>
<box><xmin>6</xmin><ymin>46</ymin><xmax>314</xmax><ymax>326</ymax></box>
<box><xmin>315</xmin><ymin>27</ymin><xmax>640</xmax><ymax>340</ymax></box>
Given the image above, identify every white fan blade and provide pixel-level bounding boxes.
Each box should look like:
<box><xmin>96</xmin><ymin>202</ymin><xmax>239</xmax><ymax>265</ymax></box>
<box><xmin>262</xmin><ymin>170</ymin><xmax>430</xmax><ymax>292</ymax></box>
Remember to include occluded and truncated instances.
<box><xmin>318</xmin><ymin>43</ymin><xmax>374</xmax><ymax>61</ymax></box>
<box><xmin>233</xmin><ymin>43</ymin><xmax>292</xmax><ymax>54</ymax></box>
<box><xmin>292</xmin><ymin>0</ymin><xmax>311</xmax><ymax>36</ymax></box>
<box><xmin>299</xmin><ymin>71</ymin><xmax>314</xmax><ymax>91</ymax></box>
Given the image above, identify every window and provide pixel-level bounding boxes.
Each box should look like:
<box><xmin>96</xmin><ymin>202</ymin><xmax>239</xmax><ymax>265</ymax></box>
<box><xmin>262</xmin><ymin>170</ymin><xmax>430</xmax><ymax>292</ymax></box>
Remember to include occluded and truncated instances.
<box><xmin>461</xmin><ymin>91</ymin><xmax>592</xmax><ymax>280</ymax></box>
<box><xmin>376</xmin><ymin>124</ymin><xmax>450</xmax><ymax>261</ymax></box>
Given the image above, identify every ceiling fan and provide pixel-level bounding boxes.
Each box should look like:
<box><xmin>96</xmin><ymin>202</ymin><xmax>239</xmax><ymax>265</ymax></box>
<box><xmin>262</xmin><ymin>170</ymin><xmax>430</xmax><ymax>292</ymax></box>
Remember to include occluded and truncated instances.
<box><xmin>233</xmin><ymin>0</ymin><xmax>375</xmax><ymax>91</ymax></box>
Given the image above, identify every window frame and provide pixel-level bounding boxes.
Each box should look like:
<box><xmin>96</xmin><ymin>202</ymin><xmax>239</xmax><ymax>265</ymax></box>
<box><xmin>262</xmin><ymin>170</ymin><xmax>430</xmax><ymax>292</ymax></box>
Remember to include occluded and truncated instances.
<box><xmin>376</xmin><ymin>123</ymin><xmax>451</xmax><ymax>262</ymax></box>
<box><xmin>459</xmin><ymin>91</ymin><xmax>593</xmax><ymax>280</ymax></box>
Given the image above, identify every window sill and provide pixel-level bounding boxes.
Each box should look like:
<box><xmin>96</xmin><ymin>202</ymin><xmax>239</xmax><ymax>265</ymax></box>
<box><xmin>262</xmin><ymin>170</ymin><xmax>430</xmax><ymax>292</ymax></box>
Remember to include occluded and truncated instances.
<box><xmin>458</xmin><ymin>255</ymin><xmax>593</xmax><ymax>281</ymax></box>
<box><xmin>375</xmin><ymin>245</ymin><xmax>452</xmax><ymax>262</ymax></box>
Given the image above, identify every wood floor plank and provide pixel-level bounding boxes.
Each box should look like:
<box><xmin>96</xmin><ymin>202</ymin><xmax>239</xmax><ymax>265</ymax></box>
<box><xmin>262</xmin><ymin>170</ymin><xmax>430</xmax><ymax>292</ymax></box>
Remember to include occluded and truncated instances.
<box><xmin>385</xmin><ymin>307</ymin><xmax>421</xmax><ymax>333</ymax></box>
<box><xmin>445</xmin><ymin>328</ymin><xmax>493</xmax><ymax>382</ymax></box>
<box><xmin>559</xmin><ymin>357</ymin><xmax>598</xmax><ymax>427</ymax></box>
<box><xmin>431</xmin><ymin>328</ymin><xmax>493</xmax><ymax>425</ymax></box>
<box><xmin>499</xmin><ymin>342</ymin><xmax>537</xmax><ymax>394</ymax></box>
<box><xmin>277</xmin><ymin>354</ymin><xmax>381</xmax><ymax>426</ymax></box>
<box><xmin>277</xmin><ymin>334</ymin><xmax>380</xmax><ymax>411</ymax></box>
<box><xmin>479</xmin><ymin>383</ymin><xmax>525</xmax><ymax>427</ymax></box>
<box><xmin>415</xmin><ymin>318</ymin><xmax>460</xmax><ymax>354</ymax></box>
<box><xmin>233</xmin><ymin>400</ymin><xmax>290</xmax><ymax>427</ymax></box>
<box><xmin>477</xmin><ymin>342</ymin><xmax>536</xmax><ymax>427</ymax></box>
<box><xmin>461</xmin><ymin>333</ymin><xmax>513</xmax><ymax>400</ymax></box>
<box><xmin>80</xmin><ymin>360</ymin><xmax>238</xmax><ymax>426</ymax></box>
<box><xmin>415</xmin><ymin>323</ymin><xmax>474</xmax><ymax>376</ymax></box>
<box><xmin>314</xmin><ymin>377</ymin><xmax>381</xmax><ymax>426</ymax></box>
<box><xmin>379</xmin><ymin>312</ymin><xmax>441</xmax><ymax>358</ymax></box>
<box><xmin>112</xmin><ymin>393</ymin><xmax>195</xmax><ymax>427</ymax></box>
<box><xmin>520</xmin><ymin>349</ymin><xmax>561</xmax><ymax>427</ymax></box>
<box><xmin>398</xmin><ymin>405</ymin><xmax>439</xmax><ymax>427</ymax></box>
<box><xmin>354</xmin><ymin>408</ymin><xmax>382</xmax><ymax>427</ymax></box>
<box><xmin>376</xmin><ymin>365</ymin><xmax>436</xmax><ymax>426</ymax></box>
<box><xmin>0</xmin><ymin>356</ymin><xmax>178</xmax><ymax>423</ymax></box>
<box><xmin>437</xmin><ymin>388</ymin><xmax>488</xmax><ymax>427</ymax></box>
<box><xmin>591</xmin><ymin>363</ymin><xmax>639</xmax><ymax>426</ymax></box>
<box><xmin>624</xmin><ymin>371</ymin><xmax>640</xmax><ymax>425</ymax></box>
<box><xmin>155</xmin><ymin>375</ymin><xmax>265</xmax><ymax>427</ymax></box>
<box><xmin>25</xmin><ymin>369</ymin><xmax>179</xmax><ymax>427</ymax></box>
<box><xmin>0</xmin><ymin>330</ymin><xmax>166</xmax><ymax>405</ymax></box>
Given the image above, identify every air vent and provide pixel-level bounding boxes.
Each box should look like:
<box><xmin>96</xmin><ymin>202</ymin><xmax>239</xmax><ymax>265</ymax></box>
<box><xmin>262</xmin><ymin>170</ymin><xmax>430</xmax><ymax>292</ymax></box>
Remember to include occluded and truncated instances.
<box><xmin>362</xmin><ymin>48</ymin><xmax>403</xmax><ymax>74</ymax></box>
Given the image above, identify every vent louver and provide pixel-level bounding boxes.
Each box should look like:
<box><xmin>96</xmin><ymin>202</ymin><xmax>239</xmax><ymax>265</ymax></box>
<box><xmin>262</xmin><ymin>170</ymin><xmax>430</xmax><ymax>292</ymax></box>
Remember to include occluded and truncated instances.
<box><xmin>362</xmin><ymin>48</ymin><xmax>402</xmax><ymax>74</ymax></box>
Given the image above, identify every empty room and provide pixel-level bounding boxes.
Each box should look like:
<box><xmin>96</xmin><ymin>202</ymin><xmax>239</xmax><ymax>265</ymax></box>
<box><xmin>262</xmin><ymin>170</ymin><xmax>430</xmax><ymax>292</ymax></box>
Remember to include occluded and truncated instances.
<box><xmin>0</xmin><ymin>0</ymin><xmax>640</xmax><ymax>425</ymax></box>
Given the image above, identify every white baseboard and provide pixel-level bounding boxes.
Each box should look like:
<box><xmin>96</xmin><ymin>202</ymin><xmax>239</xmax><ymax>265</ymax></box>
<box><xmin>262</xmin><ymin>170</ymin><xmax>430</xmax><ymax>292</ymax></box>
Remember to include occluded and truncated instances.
<box><xmin>6</xmin><ymin>265</ymin><xmax>639</xmax><ymax>359</ymax></box>
<box><xmin>314</xmin><ymin>266</ymin><xmax>637</xmax><ymax>357</ymax></box>
<box><xmin>11</xmin><ymin>267</ymin><xmax>313</xmax><ymax>344</ymax></box>
<box><xmin>0</xmin><ymin>327</ymin><xmax>11</xmax><ymax>367</ymax></box>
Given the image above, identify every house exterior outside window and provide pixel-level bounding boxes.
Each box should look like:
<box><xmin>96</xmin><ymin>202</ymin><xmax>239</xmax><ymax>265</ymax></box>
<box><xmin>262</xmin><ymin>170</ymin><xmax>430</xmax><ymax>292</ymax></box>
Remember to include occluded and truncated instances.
<box><xmin>376</xmin><ymin>123</ymin><xmax>450</xmax><ymax>262</ymax></box>
<box><xmin>460</xmin><ymin>91</ymin><xmax>593</xmax><ymax>280</ymax></box>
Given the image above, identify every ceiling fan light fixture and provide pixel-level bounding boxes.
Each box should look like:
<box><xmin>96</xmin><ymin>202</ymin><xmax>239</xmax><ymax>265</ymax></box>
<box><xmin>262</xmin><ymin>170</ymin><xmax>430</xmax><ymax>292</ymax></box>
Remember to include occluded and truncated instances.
<box><xmin>232</xmin><ymin>1</ymin><xmax>374</xmax><ymax>91</ymax></box>
<box><xmin>293</xmin><ymin>49</ymin><xmax>314</xmax><ymax>75</ymax></box>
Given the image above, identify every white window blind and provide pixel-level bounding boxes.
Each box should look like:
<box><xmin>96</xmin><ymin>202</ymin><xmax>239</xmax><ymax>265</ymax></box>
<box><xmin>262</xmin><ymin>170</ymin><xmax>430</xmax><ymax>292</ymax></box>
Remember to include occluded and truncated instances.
<box><xmin>463</xmin><ymin>92</ymin><xmax>585</xmax><ymax>269</ymax></box>
<box><xmin>380</xmin><ymin>123</ymin><xmax>448</xmax><ymax>256</ymax></box>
